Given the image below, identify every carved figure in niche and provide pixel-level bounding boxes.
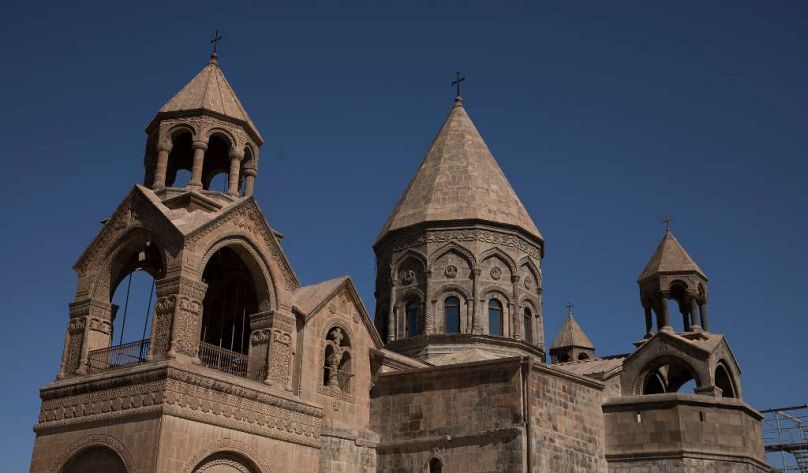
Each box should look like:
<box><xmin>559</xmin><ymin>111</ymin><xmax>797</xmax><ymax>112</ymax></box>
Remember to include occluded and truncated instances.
<box><xmin>490</xmin><ymin>266</ymin><xmax>502</xmax><ymax>280</ymax></box>
<box><xmin>445</xmin><ymin>265</ymin><xmax>458</xmax><ymax>278</ymax></box>
<box><xmin>401</xmin><ymin>269</ymin><xmax>417</xmax><ymax>285</ymax></box>
<box><xmin>323</xmin><ymin>327</ymin><xmax>352</xmax><ymax>393</ymax></box>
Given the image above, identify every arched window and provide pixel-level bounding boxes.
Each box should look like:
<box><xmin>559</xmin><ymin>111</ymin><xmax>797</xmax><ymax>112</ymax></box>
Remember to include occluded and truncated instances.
<box><xmin>488</xmin><ymin>299</ymin><xmax>503</xmax><ymax>336</ymax></box>
<box><xmin>445</xmin><ymin>296</ymin><xmax>460</xmax><ymax>334</ymax></box>
<box><xmin>523</xmin><ymin>307</ymin><xmax>532</xmax><ymax>343</ymax></box>
<box><xmin>578</xmin><ymin>352</ymin><xmax>590</xmax><ymax>360</ymax></box>
<box><xmin>429</xmin><ymin>457</ymin><xmax>442</xmax><ymax>473</ymax></box>
<box><xmin>406</xmin><ymin>301</ymin><xmax>420</xmax><ymax>337</ymax></box>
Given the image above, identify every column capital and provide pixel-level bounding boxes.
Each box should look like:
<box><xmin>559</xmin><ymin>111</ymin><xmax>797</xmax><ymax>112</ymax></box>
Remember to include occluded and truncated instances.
<box><xmin>192</xmin><ymin>140</ymin><xmax>208</xmax><ymax>151</ymax></box>
<box><xmin>229</xmin><ymin>149</ymin><xmax>245</xmax><ymax>161</ymax></box>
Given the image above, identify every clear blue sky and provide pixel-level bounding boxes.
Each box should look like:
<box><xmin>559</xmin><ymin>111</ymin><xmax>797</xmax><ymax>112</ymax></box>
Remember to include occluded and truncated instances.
<box><xmin>1</xmin><ymin>1</ymin><xmax>806</xmax><ymax>470</ymax></box>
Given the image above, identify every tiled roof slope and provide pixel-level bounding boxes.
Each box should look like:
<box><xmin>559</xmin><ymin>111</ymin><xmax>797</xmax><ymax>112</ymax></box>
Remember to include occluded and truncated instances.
<box><xmin>550</xmin><ymin>313</ymin><xmax>594</xmax><ymax>350</ymax></box>
<box><xmin>638</xmin><ymin>229</ymin><xmax>706</xmax><ymax>281</ymax></box>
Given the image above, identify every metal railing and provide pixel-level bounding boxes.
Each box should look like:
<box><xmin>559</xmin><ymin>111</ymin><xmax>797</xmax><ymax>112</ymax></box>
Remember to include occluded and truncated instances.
<box><xmin>198</xmin><ymin>341</ymin><xmax>263</xmax><ymax>380</ymax></box>
<box><xmin>87</xmin><ymin>339</ymin><xmax>150</xmax><ymax>373</ymax></box>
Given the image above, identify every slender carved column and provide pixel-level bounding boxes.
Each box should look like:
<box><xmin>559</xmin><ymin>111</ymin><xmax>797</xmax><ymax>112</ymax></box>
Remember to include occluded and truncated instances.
<box><xmin>387</xmin><ymin>280</ymin><xmax>397</xmax><ymax>342</ymax></box>
<box><xmin>163</xmin><ymin>275</ymin><xmax>207</xmax><ymax>362</ymax></box>
<box><xmin>682</xmin><ymin>304</ymin><xmax>691</xmax><ymax>332</ymax></box>
<box><xmin>690</xmin><ymin>297</ymin><xmax>701</xmax><ymax>331</ymax></box>
<box><xmin>471</xmin><ymin>267</ymin><xmax>482</xmax><ymax>334</ymax></box>
<box><xmin>248</xmin><ymin>311</ymin><xmax>271</xmax><ymax>380</ymax></box>
<box><xmin>643</xmin><ymin>305</ymin><xmax>653</xmax><ymax>338</ymax></box>
<box><xmin>658</xmin><ymin>295</ymin><xmax>671</xmax><ymax>331</ymax></box>
<box><xmin>243</xmin><ymin>168</ymin><xmax>257</xmax><ymax>196</ymax></box>
<box><xmin>188</xmin><ymin>140</ymin><xmax>208</xmax><ymax>189</ymax></box>
<box><xmin>152</xmin><ymin>144</ymin><xmax>172</xmax><ymax>190</ymax></box>
<box><xmin>424</xmin><ymin>269</ymin><xmax>433</xmax><ymax>335</ymax></box>
<box><xmin>512</xmin><ymin>275</ymin><xmax>522</xmax><ymax>340</ymax></box>
<box><xmin>227</xmin><ymin>150</ymin><xmax>243</xmax><ymax>196</ymax></box>
<box><xmin>699</xmin><ymin>302</ymin><xmax>710</xmax><ymax>331</ymax></box>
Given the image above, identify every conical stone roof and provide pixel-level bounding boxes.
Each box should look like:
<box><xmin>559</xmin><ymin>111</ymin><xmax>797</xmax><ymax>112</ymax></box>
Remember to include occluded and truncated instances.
<box><xmin>377</xmin><ymin>98</ymin><xmax>541</xmax><ymax>243</ymax></box>
<box><xmin>551</xmin><ymin>313</ymin><xmax>594</xmax><ymax>350</ymax></box>
<box><xmin>638</xmin><ymin>230</ymin><xmax>706</xmax><ymax>281</ymax></box>
<box><xmin>157</xmin><ymin>55</ymin><xmax>262</xmax><ymax>142</ymax></box>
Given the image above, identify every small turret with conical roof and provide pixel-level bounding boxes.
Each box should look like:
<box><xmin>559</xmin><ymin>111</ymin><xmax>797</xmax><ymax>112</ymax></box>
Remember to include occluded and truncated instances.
<box><xmin>373</xmin><ymin>92</ymin><xmax>545</xmax><ymax>365</ymax></box>
<box><xmin>638</xmin><ymin>227</ymin><xmax>710</xmax><ymax>337</ymax></box>
<box><xmin>549</xmin><ymin>304</ymin><xmax>595</xmax><ymax>363</ymax></box>
<box><xmin>143</xmin><ymin>52</ymin><xmax>262</xmax><ymax>198</ymax></box>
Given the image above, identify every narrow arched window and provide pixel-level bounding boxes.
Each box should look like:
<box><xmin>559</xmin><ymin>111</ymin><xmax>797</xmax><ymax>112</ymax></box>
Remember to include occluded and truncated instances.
<box><xmin>429</xmin><ymin>457</ymin><xmax>442</xmax><ymax>473</ymax></box>
<box><xmin>445</xmin><ymin>296</ymin><xmax>460</xmax><ymax>334</ymax></box>
<box><xmin>488</xmin><ymin>299</ymin><xmax>503</xmax><ymax>336</ymax></box>
<box><xmin>523</xmin><ymin>307</ymin><xmax>532</xmax><ymax>343</ymax></box>
<box><xmin>406</xmin><ymin>301</ymin><xmax>420</xmax><ymax>337</ymax></box>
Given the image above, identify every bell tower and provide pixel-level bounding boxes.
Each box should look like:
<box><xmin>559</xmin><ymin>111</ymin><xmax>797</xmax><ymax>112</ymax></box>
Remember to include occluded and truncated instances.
<box><xmin>143</xmin><ymin>51</ymin><xmax>263</xmax><ymax>197</ymax></box>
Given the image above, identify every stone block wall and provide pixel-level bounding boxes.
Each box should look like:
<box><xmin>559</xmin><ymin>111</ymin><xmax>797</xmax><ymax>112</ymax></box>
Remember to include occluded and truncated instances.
<box><xmin>371</xmin><ymin>358</ymin><xmax>526</xmax><ymax>472</ymax></box>
<box><xmin>527</xmin><ymin>364</ymin><xmax>609</xmax><ymax>473</ymax></box>
<box><xmin>603</xmin><ymin>393</ymin><xmax>768</xmax><ymax>473</ymax></box>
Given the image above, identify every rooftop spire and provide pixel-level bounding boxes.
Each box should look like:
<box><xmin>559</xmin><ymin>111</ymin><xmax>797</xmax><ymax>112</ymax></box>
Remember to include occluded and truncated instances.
<box><xmin>638</xmin><ymin>229</ymin><xmax>706</xmax><ymax>281</ymax></box>
<box><xmin>376</xmin><ymin>98</ymin><xmax>542</xmax><ymax>243</ymax></box>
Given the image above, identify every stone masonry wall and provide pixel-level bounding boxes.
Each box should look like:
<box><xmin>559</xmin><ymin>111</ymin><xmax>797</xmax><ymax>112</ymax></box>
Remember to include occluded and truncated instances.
<box><xmin>527</xmin><ymin>364</ymin><xmax>609</xmax><ymax>473</ymax></box>
<box><xmin>371</xmin><ymin>358</ymin><xmax>526</xmax><ymax>472</ymax></box>
<box><xmin>607</xmin><ymin>457</ymin><xmax>769</xmax><ymax>473</ymax></box>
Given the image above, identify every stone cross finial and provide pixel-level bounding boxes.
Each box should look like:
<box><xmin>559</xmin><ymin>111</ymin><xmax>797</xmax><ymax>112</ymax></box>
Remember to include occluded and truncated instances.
<box><xmin>661</xmin><ymin>213</ymin><xmax>673</xmax><ymax>231</ymax></box>
<box><xmin>210</xmin><ymin>30</ymin><xmax>223</xmax><ymax>55</ymax></box>
<box><xmin>566</xmin><ymin>302</ymin><xmax>574</xmax><ymax>316</ymax></box>
<box><xmin>451</xmin><ymin>71</ymin><xmax>465</xmax><ymax>99</ymax></box>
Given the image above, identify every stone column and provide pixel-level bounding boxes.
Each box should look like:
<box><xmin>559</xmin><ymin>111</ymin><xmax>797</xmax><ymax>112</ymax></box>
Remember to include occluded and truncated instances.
<box><xmin>471</xmin><ymin>268</ymin><xmax>482</xmax><ymax>334</ymax></box>
<box><xmin>699</xmin><ymin>302</ymin><xmax>710</xmax><ymax>331</ymax></box>
<box><xmin>658</xmin><ymin>295</ymin><xmax>671</xmax><ymax>331</ymax></box>
<box><xmin>159</xmin><ymin>274</ymin><xmax>207</xmax><ymax>362</ymax></box>
<box><xmin>512</xmin><ymin>275</ymin><xmax>522</xmax><ymax>341</ymax></box>
<box><xmin>247</xmin><ymin>311</ymin><xmax>271</xmax><ymax>380</ymax></box>
<box><xmin>643</xmin><ymin>305</ymin><xmax>653</xmax><ymax>338</ymax></box>
<box><xmin>63</xmin><ymin>298</ymin><xmax>114</xmax><ymax>376</ymax></box>
<box><xmin>152</xmin><ymin>144</ymin><xmax>172</xmax><ymax>190</ymax></box>
<box><xmin>690</xmin><ymin>297</ymin><xmax>701</xmax><ymax>331</ymax></box>
<box><xmin>188</xmin><ymin>140</ymin><xmax>208</xmax><ymax>189</ymax></box>
<box><xmin>387</xmin><ymin>282</ymin><xmax>397</xmax><ymax>342</ymax></box>
<box><xmin>243</xmin><ymin>168</ymin><xmax>257</xmax><ymax>196</ymax></box>
<box><xmin>148</xmin><ymin>278</ymin><xmax>178</xmax><ymax>361</ymax></box>
<box><xmin>227</xmin><ymin>150</ymin><xmax>243</xmax><ymax>196</ymax></box>
<box><xmin>260</xmin><ymin>311</ymin><xmax>296</xmax><ymax>391</ymax></box>
<box><xmin>682</xmin><ymin>304</ymin><xmax>691</xmax><ymax>332</ymax></box>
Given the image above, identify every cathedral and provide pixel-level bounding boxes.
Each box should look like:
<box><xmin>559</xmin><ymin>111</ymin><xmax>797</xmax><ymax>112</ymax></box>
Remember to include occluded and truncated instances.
<box><xmin>28</xmin><ymin>52</ymin><xmax>769</xmax><ymax>473</ymax></box>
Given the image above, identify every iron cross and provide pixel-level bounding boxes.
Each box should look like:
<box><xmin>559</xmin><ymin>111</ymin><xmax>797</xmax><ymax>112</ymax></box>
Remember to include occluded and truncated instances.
<box><xmin>661</xmin><ymin>213</ymin><xmax>673</xmax><ymax>231</ymax></box>
<box><xmin>210</xmin><ymin>30</ymin><xmax>224</xmax><ymax>54</ymax></box>
<box><xmin>451</xmin><ymin>71</ymin><xmax>465</xmax><ymax>98</ymax></box>
<box><xmin>566</xmin><ymin>302</ymin><xmax>574</xmax><ymax>315</ymax></box>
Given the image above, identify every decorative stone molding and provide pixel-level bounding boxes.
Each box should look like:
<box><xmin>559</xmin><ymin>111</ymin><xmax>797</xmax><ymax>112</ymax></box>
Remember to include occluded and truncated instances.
<box><xmin>52</xmin><ymin>433</ymin><xmax>138</xmax><ymax>473</ymax></box>
<box><xmin>183</xmin><ymin>438</ymin><xmax>272</xmax><ymax>473</ymax></box>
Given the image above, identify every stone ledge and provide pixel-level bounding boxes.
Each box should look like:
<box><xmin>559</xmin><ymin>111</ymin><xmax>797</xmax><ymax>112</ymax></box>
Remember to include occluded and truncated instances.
<box><xmin>603</xmin><ymin>393</ymin><xmax>762</xmax><ymax>420</ymax></box>
<box><xmin>376</xmin><ymin>425</ymin><xmax>524</xmax><ymax>452</ymax></box>
<box><xmin>606</xmin><ymin>450</ymin><xmax>770</xmax><ymax>470</ymax></box>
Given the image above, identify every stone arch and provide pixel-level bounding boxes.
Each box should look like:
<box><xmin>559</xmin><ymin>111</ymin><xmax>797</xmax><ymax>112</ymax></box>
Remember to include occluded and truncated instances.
<box><xmin>199</xmin><ymin>235</ymin><xmax>277</xmax><ymax>312</ymax></box>
<box><xmin>517</xmin><ymin>257</ymin><xmax>541</xmax><ymax>291</ymax></box>
<box><xmin>714</xmin><ymin>360</ymin><xmax>738</xmax><ymax>398</ymax></box>
<box><xmin>91</xmin><ymin>227</ymin><xmax>168</xmax><ymax>302</ymax></box>
<box><xmin>183</xmin><ymin>439</ymin><xmax>270</xmax><ymax>473</ymax></box>
<box><xmin>480</xmin><ymin>247</ymin><xmax>517</xmax><ymax>274</ymax></box>
<box><xmin>393</xmin><ymin>250</ymin><xmax>427</xmax><ymax>280</ymax></box>
<box><xmin>434</xmin><ymin>285</ymin><xmax>470</xmax><ymax>334</ymax></box>
<box><xmin>480</xmin><ymin>286</ymin><xmax>513</xmax><ymax>306</ymax></box>
<box><xmin>167</xmin><ymin>123</ymin><xmax>197</xmax><ymax>142</ymax></box>
<box><xmin>322</xmin><ymin>323</ymin><xmax>354</xmax><ymax>393</ymax></box>
<box><xmin>638</xmin><ymin>355</ymin><xmax>704</xmax><ymax>395</ymax></box>
<box><xmin>399</xmin><ymin>286</ymin><xmax>425</xmax><ymax>337</ymax></box>
<box><xmin>428</xmin><ymin>242</ymin><xmax>477</xmax><ymax>271</ymax></box>
<box><xmin>54</xmin><ymin>434</ymin><xmax>137</xmax><ymax>473</ymax></box>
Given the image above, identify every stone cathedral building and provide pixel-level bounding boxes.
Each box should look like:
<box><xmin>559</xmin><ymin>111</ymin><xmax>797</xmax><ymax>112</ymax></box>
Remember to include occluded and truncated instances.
<box><xmin>29</xmin><ymin>53</ymin><xmax>769</xmax><ymax>473</ymax></box>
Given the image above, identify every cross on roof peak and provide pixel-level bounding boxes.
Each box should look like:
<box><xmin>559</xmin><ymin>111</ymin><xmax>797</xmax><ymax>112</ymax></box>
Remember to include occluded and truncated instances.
<box><xmin>662</xmin><ymin>213</ymin><xmax>673</xmax><ymax>231</ymax></box>
<box><xmin>210</xmin><ymin>30</ymin><xmax>223</xmax><ymax>59</ymax></box>
<box><xmin>451</xmin><ymin>71</ymin><xmax>465</xmax><ymax>100</ymax></box>
<box><xmin>566</xmin><ymin>302</ymin><xmax>574</xmax><ymax>316</ymax></box>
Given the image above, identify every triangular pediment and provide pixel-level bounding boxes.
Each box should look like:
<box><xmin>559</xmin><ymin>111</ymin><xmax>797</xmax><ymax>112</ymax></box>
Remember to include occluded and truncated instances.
<box><xmin>73</xmin><ymin>186</ymin><xmax>183</xmax><ymax>273</ymax></box>
<box><xmin>293</xmin><ymin>276</ymin><xmax>383</xmax><ymax>349</ymax></box>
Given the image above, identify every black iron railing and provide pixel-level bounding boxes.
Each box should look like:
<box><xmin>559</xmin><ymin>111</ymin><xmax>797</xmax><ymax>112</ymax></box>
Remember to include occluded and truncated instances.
<box><xmin>198</xmin><ymin>341</ymin><xmax>261</xmax><ymax>380</ymax></box>
<box><xmin>87</xmin><ymin>339</ymin><xmax>150</xmax><ymax>373</ymax></box>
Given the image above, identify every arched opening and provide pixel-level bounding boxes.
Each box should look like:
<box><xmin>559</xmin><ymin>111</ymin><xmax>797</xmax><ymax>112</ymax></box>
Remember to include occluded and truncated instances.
<box><xmin>444</xmin><ymin>296</ymin><xmax>460</xmax><ymax>334</ymax></box>
<box><xmin>199</xmin><ymin>247</ymin><xmax>259</xmax><ymax>378</ymax></box>
<box><xmin>60</xmin><ymin>446</ymin><xmax>127</xmax><ymax>473</ymax></box>
<box><xmin>556</xmin><ymin>353</ymin><xmax>571</xmax><ymax>363</ymax></box>
<box><xmin>90</xmin><ymin>238</ymin><xmax>165</xmax><ymax>373</ymax></box>
<box><xmin>429</xmin><ymin>457</ymin><xmax>443</xmax><ymax>473</ymax></box>
<box><xmin>715</xmin><ymin>363</ymin><xmax>737</xmax><ymax>398</ymax></box>
<box><xmin>523</xmin><ymin>307</ymin><xmax>533</xmax><ymax>343</ymax></box>
<box><xmin>323</xmin><ymin>326</ymin><xmax>352</xmax><ymax>393</ymax></box>
<box><xmin>669</xmin><ymin>283</ymin><xmax>691</xmax><ymax>331</ymax></box>
<box><xmin>488</xmin><ymin>299</ymin><xmax>503</xmax><ymax>336</ymax></box>
<box><xmin>406</xmin><ymin>300</ymin><xmax>421</xmax><ymax>337</ymax></box>
<box><xmin>193</xmin><ymin>452</ymin><xmax>259</xmax><ymax>473</ymax></box>
<box><xmin>641</xmin><ymin>358</ymin><xmax>701</xmax><ymax>395</ymax></box>
<box><xmin>201</xmin><ymin>134</ymin><xmax>233</xmax><ymax>192</ymax></box>
<box><xmin>165</xmin><ymin>131</ymin><xmax>194</xmax><ymax>188</ymax></box>
<box><xmin>578</xmin><ymin>352</ymin><xmax>590</xmax><ymax>360</ymax></box>
<box><xmin>205</xmin><ymin>172</ymin><xmax>229</xmax><ymax>193</ymax></box>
